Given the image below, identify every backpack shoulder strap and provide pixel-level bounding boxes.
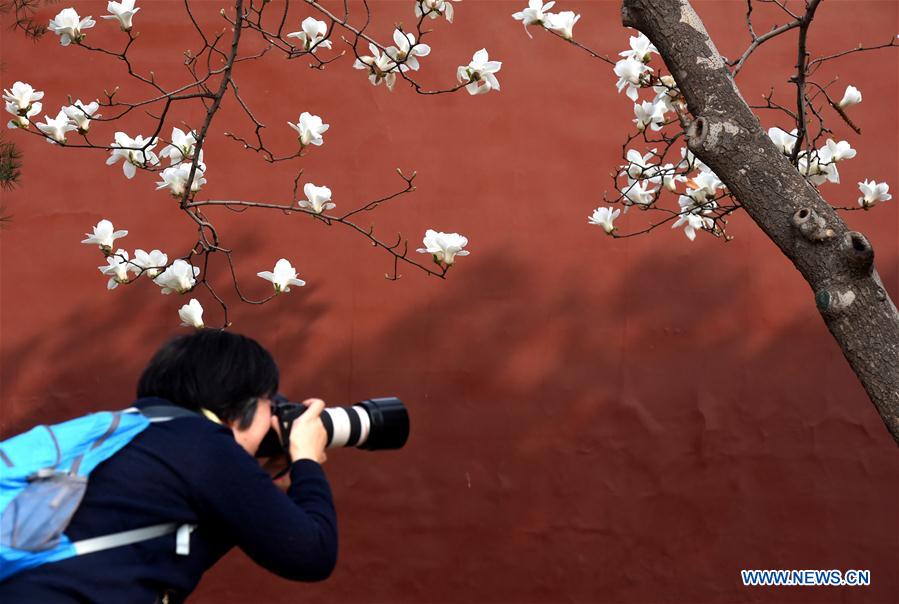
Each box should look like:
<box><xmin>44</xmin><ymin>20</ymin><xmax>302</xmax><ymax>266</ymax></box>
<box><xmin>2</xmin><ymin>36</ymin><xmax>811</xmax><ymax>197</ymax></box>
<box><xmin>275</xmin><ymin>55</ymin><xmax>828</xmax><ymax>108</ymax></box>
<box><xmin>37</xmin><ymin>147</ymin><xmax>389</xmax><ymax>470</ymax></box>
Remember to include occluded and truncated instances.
<box><xmin>72</xmin><ymin>522</ymin><xmax>197</xmax><ymax>556</ymax></box>
<box><xmin>135</xmin><ymin>405</ymin><xmax>200</xmax><ymax>422</ymax></box>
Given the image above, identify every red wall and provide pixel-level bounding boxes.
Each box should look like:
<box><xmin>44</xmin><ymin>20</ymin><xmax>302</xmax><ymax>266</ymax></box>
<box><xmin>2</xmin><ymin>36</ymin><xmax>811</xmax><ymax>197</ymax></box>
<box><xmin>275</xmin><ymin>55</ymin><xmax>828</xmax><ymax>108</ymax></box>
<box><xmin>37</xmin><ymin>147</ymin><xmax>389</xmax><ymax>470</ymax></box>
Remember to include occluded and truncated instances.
<box><xmin>1</xmin><ymin>1</ymin><xmax>897</xmax><ymax>602</ymax></box>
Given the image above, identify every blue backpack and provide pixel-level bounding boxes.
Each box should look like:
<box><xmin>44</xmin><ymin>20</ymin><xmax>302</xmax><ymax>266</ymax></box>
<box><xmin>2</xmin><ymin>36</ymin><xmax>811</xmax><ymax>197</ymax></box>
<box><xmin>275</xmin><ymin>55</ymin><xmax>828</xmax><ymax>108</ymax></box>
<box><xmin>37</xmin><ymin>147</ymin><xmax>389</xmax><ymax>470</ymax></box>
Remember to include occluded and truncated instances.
<box><xmin>0</xmin><ymin>406</ymin><xmax>196</xmax><ymax>582</ymax></box>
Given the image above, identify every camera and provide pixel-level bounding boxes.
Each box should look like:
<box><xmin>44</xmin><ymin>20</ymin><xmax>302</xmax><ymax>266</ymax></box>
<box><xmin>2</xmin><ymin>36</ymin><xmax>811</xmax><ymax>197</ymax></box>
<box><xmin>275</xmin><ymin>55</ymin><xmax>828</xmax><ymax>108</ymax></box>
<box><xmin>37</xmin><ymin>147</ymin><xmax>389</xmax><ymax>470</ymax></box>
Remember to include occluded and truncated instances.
<box><xmin>256</xmin><ymin>395</ymin><xmax>409</xmax><ymax>461</ymax></box>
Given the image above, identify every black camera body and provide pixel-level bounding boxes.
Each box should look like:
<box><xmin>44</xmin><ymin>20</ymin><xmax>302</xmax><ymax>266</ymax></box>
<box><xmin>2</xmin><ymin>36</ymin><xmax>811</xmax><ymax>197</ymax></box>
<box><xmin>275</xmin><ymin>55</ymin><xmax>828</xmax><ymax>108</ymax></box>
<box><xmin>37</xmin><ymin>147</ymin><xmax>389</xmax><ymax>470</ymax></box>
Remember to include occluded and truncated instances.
<box><xmin>256</xmin><ymin>395</ymin><xmax>409</xmax><ymax>459</ymax></box>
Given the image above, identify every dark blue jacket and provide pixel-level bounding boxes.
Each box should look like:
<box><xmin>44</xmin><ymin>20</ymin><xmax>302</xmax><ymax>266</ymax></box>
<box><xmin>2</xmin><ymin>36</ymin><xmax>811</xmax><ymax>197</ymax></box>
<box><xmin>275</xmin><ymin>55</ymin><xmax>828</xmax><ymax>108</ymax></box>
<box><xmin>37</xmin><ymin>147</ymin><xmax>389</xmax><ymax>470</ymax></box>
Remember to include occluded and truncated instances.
<box><xmin>0</xmin><ymin>398</ymin><xmax>338</xmax><ymax>603</ymax></box>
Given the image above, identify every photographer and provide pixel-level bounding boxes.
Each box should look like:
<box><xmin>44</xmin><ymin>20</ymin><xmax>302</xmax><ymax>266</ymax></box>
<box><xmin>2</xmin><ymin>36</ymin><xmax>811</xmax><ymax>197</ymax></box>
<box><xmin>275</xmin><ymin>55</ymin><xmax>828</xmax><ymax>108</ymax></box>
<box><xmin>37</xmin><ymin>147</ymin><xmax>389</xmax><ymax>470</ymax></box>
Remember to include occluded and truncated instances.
<box><xmin>0</xmin><ymin>330</ymin><xmax>337</xmax><ymax>603</ymax></box>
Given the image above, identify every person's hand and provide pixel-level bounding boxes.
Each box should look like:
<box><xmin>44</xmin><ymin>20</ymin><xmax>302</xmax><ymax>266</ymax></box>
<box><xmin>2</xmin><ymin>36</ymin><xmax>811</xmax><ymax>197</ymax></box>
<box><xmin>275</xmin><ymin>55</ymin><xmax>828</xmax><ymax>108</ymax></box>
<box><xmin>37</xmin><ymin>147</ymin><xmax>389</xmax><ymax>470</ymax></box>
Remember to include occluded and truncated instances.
<box><xmin>284</xmin><ymin>398</ymin><xmax>328</xmax><ymax>464</ymax></box>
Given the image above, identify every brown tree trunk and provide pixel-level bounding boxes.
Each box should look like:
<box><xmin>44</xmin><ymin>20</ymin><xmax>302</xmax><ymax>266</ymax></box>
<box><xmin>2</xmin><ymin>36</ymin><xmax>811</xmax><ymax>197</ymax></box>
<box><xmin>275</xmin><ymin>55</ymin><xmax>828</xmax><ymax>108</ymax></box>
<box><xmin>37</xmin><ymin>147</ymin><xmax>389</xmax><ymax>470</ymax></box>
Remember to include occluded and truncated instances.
<box><xmin>620</xmin><ymin>0</ymin><xmax>899</xmax><ymax>445</ymax></box>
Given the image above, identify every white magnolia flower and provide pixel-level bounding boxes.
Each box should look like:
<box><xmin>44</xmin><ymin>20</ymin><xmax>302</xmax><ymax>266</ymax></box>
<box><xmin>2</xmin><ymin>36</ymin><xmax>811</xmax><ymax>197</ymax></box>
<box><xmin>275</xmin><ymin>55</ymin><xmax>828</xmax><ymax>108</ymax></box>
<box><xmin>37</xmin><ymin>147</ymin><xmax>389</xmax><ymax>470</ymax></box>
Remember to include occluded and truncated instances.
<box><xmin>101</xmin><ymin>0</ymin><xmax>139</xmax><ymax>31</ymax></box>
<box><xmin>672</xmin><ymin>212</ymin><xmax>712</xmax><ymax>241</ymax></box>
<box><xmin>107</xmin><ymin>131</ymin><xmax>159</xmax><ymax>179</ymax></box>
<box><xmin>767</xmin><ymin>127</ymin><xmax>798</xmax><ymax>155</ymax></box>
<box><xmin>415</xmin><ymin>0</ymin><xmax>459</xmax><ymax>23</ymax></box>
<box><xmin>647</xmin><ymin>163</ymin><xmax>685</xmax><ymax>192</ymax></box>
<box><xmin>299</xmin><ymin>183</ymin><xmax>335</xmax><ymax>214</ymax></box>
<box><xmin>614</xmin><ymin>57</ymin><xmax>651</xmax><ymax>102</ymax></box>
<box><xmin>633</xmin><ymin>100</ymin><xmax>666</xmax><ymax>131</ymax></box>
<box><xmin>588</xmin><ymin>207</ymin><xmax>620</xmax><ymax>234</ymax></box>
<box><xmin>48</xmin><ymin>8</ymin><xmax>96</xmax><ymax>46</ymax></box>
<box><xmin>178</xmin><ymin>299</ymin><xmax>204</xmax><ymax>329</ymax></box>
<box><xmin>824</xmin><ymin>138</ymin><xmax>856</xmax><ymax>162</ymax></box>
<box><xmin>386</xmin><ymin>29</ymin><xmax>431</xmax><ymax>71</ymax></box>
<box><xmin>154</xmin><ymin>259</ymin><xmax>200</xmax><ymax>294</ymax></box>
<box><xmin>677</xmin><ymin>191</ymin><xmax>717</xmax><ymax>216</ymax></box>
<box><xmin>652</xmin><ymin>74</ymin><xmax>681</xmax><ymax>112</ymax></box>
<box><xmin>286</xmin><ymin>17</ymin><xmax>331</xmax><ymax>52</ymax></box>
<box><xmin>622</xmin><ymin>179</ymin><xmax>656</xmax><ymax>209</ymax></box>
<box><xmin>685</xmin><ymin>170</ymin><xmax>722</xmax><ymax>201</ymax></box>
<box><xmin>417</xmin><ymin>229</ymin><xmax>470</xmax><ymax>265</ymax></box>
<box><xmin>287</xmin><ymin>112</ymin><xmax>329</xmax><ymax>146</ymax></box>
<box><xmin>857</xmin><ymin>180</ymin><xmax>891</xmax><ymax>208</ymax></box>
<box><xmin>36</xmin><ymin>109</ymin><xmax>78</xmax><ymax>143</ymax></box>
<box><xmin>543</xmin><ymin>10</ymin><xmax>580</xmax><ymax>40</ymax></box>
<box><xmin>156</xmin><ymin>161</ymin><xmax>207</xmax><ymax>196</ymax></box>
<box><xmin>130</xmin><ymin>248</ymin><xmax>168</xmax><ymax>278</ymax></box>
<box><xmin>623</xmin><ymin>148</ymin><xmax>657</xmax><ymax>180</ymax></box>
<box><xmin>81</xmin><ymin>219</ymin><xmax>127</xmax><ymax>251</ymax></box>
<box><xmin>512</xmin><ymin>0</ymin><xmax>555</xmax><ymax>37</ymax></box>
<box><xmin>3</xmin><ymin>81</ymin><xmax>44</xmax><ymax>114</ymax></box>
<box><xmin>6</xmin><ymin>101</ymin><xmax>41</xmax><ymax>129</ymax></box>
<box><xmin>838</xmin><ymin>85</ymin><xmax>862</xmax><ymax>108</ymax></box>
<box><xmin>98</xmin><ymin>249</ymin><xmax>131</xmax><ymax>289</ymax></box>
<box><xmin>257</xmin><ymin>258</ymin><xmax>306</xmax><ymax>293</ymax></box>
<box><xmin>353</xmin><ymin>43</ymin><xmax>399</xmax><ymax>91</ymax></box>
<box><xmin>62</xmin><ymin>100</ymin><xmax>100</xmax><ymax>133</ymax></box>
<box><xmin>619</xmin><ymin>33</ymin><xmax>657</xmax><ymax>63</ymax></box>
<box><xmin>457</xmin><ymin>49</ymin><xmax>502</xmax><ymax>96</ymax></box>
<box><xmin>159</xmin><ymin>127</ymin><xmax>197</xmax><ymax>164</ymax></box>
<box><xmin>798</xmin><ymin>150</ymin><xmax>838</xmax><ymax>185</ymax></box>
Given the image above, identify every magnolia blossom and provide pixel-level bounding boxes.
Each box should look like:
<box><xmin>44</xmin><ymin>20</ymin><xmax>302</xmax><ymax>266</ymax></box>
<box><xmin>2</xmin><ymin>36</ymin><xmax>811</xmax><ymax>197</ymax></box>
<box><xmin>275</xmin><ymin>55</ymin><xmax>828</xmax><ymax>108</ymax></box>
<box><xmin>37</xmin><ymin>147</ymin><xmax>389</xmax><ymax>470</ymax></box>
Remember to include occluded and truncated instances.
<box><xmin>107</xmin><ymin>131</ymin><xmax>159</xmax><ymax>179</ymax></box>
<box><xmin>672</xmin><ymin>212</ymin><xmax>712</xmax><ymax>241</ymax></box>
<box><xmin>130</xmin><ymin>248</ymin><xmax>168</xmax><ymax>278</ymax></box>
<box><xmin>257</xmin><ymin>259</ymin><xmax>306</xmax><ymax>293</ymax></box>
<box><xmin>824</xmin><ymin>138</ymin><xmax>856</xmax><ymax>162</ymax></box>
<box><xmin>647</xmin><ymin>163</ymin><xmax>685</xmax><ymax>192</ymax></box>
<box><xmin>101</xmin><ymin>0</ymin><xmax>139</xmax><ymax>31</ymax></box>
<box><xmin>178</xmin><ymin>299</ymin><xmax>204</xmax><ymax>329</ymax></box>
<box><xmin>154</xmin><ymin>259</ymin><xmax>200</xmax><ymax>294</ymax></box>
<box><xmin>288</xmin><ymin>112</ymin><xmax>329</xmax><ymax>146</ymax></box>
<box><xmin>386</xmin><ymin>29</ymin><xmax>431</xmax><ymax>72</ymax></box>
<box><xmin>3</xmin><ymin>81</ymin><xmax>44</xmax><ymax>114</ymax></box>
<box><xmin>48</xmin><ymin>8</ymin><xmax>96</xmax><ymax>46</ymax></box>
<box><xmin>799</xmin><ymin>151</ymin><xmax>838</xmax><ymax>186</ymax></box>
<box><xmin>677</xmin><ymin>190</ymin><xmax>717</xmax><ymax>217</ymax></box>
<box><xmin>652</xmin><ymin>74</ymin><xmax>681</xmax><ymax>112</ymax></box>
<box><xmin>286</xmin><ymin>17</ymin><xmax>331</xmax><ymax>52</ymax></box>
<box><xmin>857</xmin><ymin>180</ymin><xmax>891</xmax><ymax>208</ymax></box>
<box><xmin>6</xmin><ymin>101</ymin><xmax>41</xmax><ymax>129</ymax></box>
<box><xmin>299</xmin><ymin>183</ymin><xmax>335</xmax><ymax>214</ymax></box>
<box><xmin>457</xmin><ymin>49</ymin><xmax>502</xmax><ymax>96</ymax></box>
<box><xmin>614</xmin><ymin>57</ymin><xmax>651</xmax><ymax>102</ymax></box>
<box><xmin>36</xmin><ymin>109</ymin><xmax>77</xmax><ymax>143</ymax></box>
<box><xmin>619</xmin><ymin>33</ymin><xmax>657</xmax><ymax>63</ymax></box>
<box><xmin>623</xmin><ymin>148</ymin><xmax>657</xmax><ymax>180</ymax></box>
<box><xmin>544</xmin><ymin>10</ymin><xmax>580</xmax><ymax>40</ymax></box>
<box><xmin>684</xmin><ymin>170</ymin><xmax>722</xmax><ymax>202</ymax></box>
<box><xmin>633</xmin><ymin>100</ymin><xmax>666</xmax><ymax>131</ymax></box>
<box><xmin>353</xmin><ymin>43</ymin><xmax>399</xmax><ymax>91</ymax></box>
<box><xmin>415</xmin><ymin>0</ymin><xmax>459</xmax><ymax>23</ymax></box>
<box><xmin>588</xmin><ymin>207</ymin><xmax>620</xmax><ymax>234</ymax></box>
<box><xmin>838</xmin><ymin>85</ymin><xmax>862</xmax><ymax>108</ymax></box>
<box><xmin>417</xmin><ymin>229</ymin><xmax>470</xmax><ymax>265</ymax></box>
<box><xmin>767</xmin><ymin>127</ymin><xmax>798</xmax><ymax>155</ymax></box>
<box><xmin>512</xmin><ymin>0</ymin><xmax>555</xmax><ymax>37</ymax></box>
<box><xmin>62</xmin><ymin>100</ymin><xmax>100</xmax><ymax>133</ymax></box>
<box><xmin>159</xmin><ymin>127</ymin><xmax>197</xmax><ymax>164</ymax></box>
<box><xmin>622</xmin><ymin>179</ymin><xmax>656</xmax><ymax>209</ymax></box>
<box><xmin>98</xmin><ymin>249</ymin><xmax>131</xmax><ymax>289</ymax></box>
<box><xmin>81</xmin><ymin>219</ymin><xmax>127</xmax><ymax>251</ymax></box>
<box><xmin>156</xmin><ymin>160</ymin><xmax>207</xmax><ymax>197</ymax></box>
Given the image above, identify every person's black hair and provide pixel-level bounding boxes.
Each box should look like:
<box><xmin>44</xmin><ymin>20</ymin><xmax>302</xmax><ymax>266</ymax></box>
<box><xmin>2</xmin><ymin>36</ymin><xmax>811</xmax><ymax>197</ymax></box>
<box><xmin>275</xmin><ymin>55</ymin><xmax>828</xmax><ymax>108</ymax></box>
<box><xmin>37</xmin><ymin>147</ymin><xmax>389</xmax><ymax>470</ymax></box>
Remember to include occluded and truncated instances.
<box><xmin>137</xmin><ymin>330</ymin><xmax>279</xmax><ymax>429</ymax></box>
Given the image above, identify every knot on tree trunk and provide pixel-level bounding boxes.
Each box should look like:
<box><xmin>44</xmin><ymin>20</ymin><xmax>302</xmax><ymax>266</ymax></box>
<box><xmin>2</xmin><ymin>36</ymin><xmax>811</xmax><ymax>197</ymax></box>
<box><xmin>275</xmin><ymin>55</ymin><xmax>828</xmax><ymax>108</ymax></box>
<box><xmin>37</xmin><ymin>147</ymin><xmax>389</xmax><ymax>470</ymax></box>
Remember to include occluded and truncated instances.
<box><xmin>815</xmin><ymin>286</ymin><xmax>857</xmax><ymax>317</ymax></box>
<box><xmin>792</xmin><ymin>207</ymin><xmax>835</xmax><ymax>242</ymax></box>
<box><xmin>686</xmin><ymin>116</ymin><xmax>742</xmax><ymax>155</ymax></box>
<box><xmin>840</xmin><ymin>231</ymin><xmax>874</xmax><ymax>277</ymax></box>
